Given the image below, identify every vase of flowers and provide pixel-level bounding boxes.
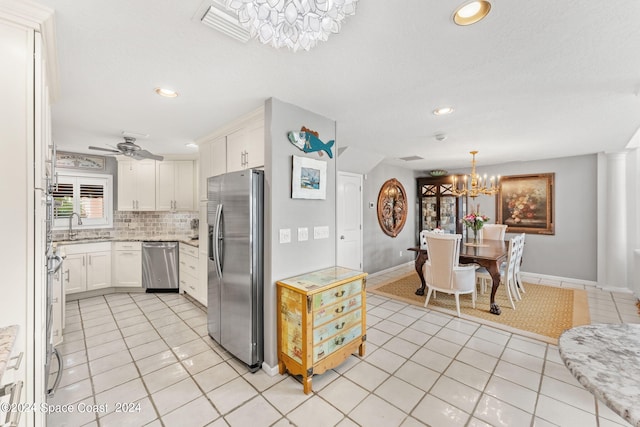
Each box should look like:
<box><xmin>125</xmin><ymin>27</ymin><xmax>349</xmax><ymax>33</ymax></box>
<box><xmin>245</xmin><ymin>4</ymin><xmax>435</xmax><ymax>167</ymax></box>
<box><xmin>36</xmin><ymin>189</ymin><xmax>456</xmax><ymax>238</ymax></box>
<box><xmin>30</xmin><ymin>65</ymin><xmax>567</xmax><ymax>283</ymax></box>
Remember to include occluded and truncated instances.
<box><xmin>462</xmin><ymin>212</ymin><xmax>489</xmax><ymax>242</ymax></box>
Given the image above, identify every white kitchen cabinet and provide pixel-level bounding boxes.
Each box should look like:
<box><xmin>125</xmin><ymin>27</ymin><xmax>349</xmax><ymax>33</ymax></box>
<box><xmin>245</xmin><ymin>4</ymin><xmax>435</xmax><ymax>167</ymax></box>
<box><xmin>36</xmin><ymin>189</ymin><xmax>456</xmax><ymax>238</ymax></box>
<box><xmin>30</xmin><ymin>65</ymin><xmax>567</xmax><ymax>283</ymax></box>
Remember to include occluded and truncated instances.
<box><xmin>180</xmin><ymin>243</ymin><xmax>205</xmax><ymax>305</ymax></box>
<box><xmin>198</xmin><ymin>136</ymin><xmax>226</xmax><ymax>201</ymax></box>
<box><xmin>86</xmin><ymin>251</ymin><xmax>111</xmax><ymax>291</ymax></box>
<box><xmin>118</xmin><ymin>159</ymin><xmax>156</xmax><ymax>211</ymax></box>
<box><xmin>156</xmin><ymin>160</ymin><xmax>194</xmax><ymax>211</ymax></box>
<box><xmin>59</xmin><ymin>242</ymin><xmax>112</xmax><ymax>294</ymax></box>
<box><xmin>63</xmin><ymin>253</ymin><xmax>86</xmax><ymax>294</ymax></box>
<box><xmin>226</xmin><ymin>119</ymin><xmax>264</xmax><ymax>172</ymax></box>
<box><xmin>113</xmin><ymin>242</ymin><xmax>142</xmax><ymax>287</ymax></box>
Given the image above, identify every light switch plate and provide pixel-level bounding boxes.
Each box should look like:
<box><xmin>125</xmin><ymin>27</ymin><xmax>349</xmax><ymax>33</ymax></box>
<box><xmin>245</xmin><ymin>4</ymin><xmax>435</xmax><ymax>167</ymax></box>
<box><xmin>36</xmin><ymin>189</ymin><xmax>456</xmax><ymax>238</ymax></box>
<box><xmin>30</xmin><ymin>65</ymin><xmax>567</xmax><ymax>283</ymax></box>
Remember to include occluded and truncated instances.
<box><xmin>313</xmin><ymin>226</ymin><xmax>330</xmax><ymax>239</ymax></box>
<box><xmin>298</xmin><ymin>227</ymin><xmax>308</xmax><ymax>241</ymax></box>
<box><xmin>279</xmin><ymin>228</ymin><xmax>291</xmax><ymax>244</ymax></box>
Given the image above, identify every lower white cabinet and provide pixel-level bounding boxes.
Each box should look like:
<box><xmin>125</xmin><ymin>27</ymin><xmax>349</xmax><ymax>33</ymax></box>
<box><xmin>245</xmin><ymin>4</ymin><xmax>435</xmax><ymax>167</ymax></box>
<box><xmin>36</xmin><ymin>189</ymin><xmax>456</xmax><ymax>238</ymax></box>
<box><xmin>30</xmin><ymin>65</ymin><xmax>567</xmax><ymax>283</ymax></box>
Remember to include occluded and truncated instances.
<box><xmin>59</xmin><ymin>242</ymin><xmax>112</xmax><ymax>294</ymax></box>
<box><xmin>180</xmin><ymin>243</ymin><xmax>205</xmax><ymax>305</ymax></box>
<box><xmin>113</xmin><ymin>242</ymin><xmax>142</xmax><ymax>287</ymax></box>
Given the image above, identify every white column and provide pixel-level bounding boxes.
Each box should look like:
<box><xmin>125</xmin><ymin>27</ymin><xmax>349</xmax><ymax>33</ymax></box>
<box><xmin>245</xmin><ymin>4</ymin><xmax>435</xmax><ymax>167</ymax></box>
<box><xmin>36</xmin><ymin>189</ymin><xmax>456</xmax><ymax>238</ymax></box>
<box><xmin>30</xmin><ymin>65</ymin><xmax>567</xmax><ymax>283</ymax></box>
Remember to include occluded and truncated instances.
<box><xmin>604</xmin><ymin>152</ymin><xmax>628</xmax><ymax>289</ymax></box>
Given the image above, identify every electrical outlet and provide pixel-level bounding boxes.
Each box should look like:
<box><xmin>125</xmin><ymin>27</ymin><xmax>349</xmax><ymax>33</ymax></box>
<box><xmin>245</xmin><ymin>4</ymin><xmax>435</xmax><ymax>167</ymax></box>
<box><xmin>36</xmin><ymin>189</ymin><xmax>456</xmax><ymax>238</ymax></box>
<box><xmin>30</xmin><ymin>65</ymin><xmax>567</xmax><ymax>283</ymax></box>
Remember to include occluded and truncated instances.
<box><xmin>298</xmin><ymin>227</ymin><xmax>308</xmax><ymax>241</ymax></box>
<box><xmin>399</xmin><ymin>250</ymin><xmax>403</xmax><ymax>257</ymax></box>
<box><xmin>279</xmin><ymin>228</ymin><xmax>291</xmax><ymax>244</ymax></box>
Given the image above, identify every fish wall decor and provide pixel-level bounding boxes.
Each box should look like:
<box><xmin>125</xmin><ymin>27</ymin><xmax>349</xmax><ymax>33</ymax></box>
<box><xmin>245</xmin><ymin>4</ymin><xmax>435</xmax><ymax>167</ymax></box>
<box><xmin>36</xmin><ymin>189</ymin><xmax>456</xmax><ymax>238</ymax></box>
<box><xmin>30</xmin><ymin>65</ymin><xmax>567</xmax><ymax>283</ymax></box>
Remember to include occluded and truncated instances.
<box><xmin>287</xmin><ymin>126</ymin><xmax>334</xmax><ymax>158</ymax></box>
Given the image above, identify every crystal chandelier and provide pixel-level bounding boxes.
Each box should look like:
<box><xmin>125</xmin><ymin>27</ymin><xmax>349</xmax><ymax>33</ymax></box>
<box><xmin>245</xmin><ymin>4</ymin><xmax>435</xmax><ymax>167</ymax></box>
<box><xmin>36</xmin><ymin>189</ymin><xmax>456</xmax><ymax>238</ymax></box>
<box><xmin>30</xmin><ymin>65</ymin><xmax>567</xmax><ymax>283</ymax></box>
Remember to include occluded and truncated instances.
<box><xmin>451</xmin><ymin>151</ymin><xmax>499</xmax><ymax>199</ymax></box>
<box><xmin>225</xmin><ymin>0</ymin><xmax>358</xmax><ymax>52</ymax></box>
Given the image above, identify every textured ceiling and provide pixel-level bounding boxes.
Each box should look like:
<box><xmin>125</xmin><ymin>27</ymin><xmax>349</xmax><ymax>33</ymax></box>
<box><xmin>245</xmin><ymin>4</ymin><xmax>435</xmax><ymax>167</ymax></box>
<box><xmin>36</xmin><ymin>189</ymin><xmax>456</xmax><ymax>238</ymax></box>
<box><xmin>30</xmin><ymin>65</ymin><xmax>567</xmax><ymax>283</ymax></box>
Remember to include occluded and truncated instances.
<box><xmin>38</xmin><ymin>0</ymin><xmax>640</xmax><ymax>171</ymax></box>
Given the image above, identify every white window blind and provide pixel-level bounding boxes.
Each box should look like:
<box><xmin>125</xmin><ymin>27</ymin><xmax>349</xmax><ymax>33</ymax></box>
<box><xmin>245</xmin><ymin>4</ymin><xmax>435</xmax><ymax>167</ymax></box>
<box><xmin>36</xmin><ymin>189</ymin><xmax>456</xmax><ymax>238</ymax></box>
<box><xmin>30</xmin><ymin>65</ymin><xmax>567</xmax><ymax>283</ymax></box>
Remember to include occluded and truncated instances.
<box><xmin>53</xmin><ymin>173</ymin><xmax>113</xmax><ymax>229</ymax></box>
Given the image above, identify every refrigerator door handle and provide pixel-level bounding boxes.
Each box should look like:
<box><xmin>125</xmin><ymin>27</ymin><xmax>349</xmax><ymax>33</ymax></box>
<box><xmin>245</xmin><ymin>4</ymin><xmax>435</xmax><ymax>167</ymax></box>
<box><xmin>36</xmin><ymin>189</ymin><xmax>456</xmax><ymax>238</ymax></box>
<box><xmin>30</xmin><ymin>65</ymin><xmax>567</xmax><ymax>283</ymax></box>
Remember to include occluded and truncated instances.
<box><xmin>214</xmin><ymin>204</ymin><xmax>223</xmax><ymax>277</ymax></box>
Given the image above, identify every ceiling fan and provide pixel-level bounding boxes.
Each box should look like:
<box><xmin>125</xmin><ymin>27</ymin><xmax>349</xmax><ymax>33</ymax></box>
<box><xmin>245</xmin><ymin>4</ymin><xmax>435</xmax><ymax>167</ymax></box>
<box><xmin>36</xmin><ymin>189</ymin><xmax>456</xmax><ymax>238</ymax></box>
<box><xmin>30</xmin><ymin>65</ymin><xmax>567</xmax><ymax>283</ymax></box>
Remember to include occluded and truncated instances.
<box><xmin>88</xmin><ymin>137</ymin><xmax>164</xmax><ymax>161</ymax></box>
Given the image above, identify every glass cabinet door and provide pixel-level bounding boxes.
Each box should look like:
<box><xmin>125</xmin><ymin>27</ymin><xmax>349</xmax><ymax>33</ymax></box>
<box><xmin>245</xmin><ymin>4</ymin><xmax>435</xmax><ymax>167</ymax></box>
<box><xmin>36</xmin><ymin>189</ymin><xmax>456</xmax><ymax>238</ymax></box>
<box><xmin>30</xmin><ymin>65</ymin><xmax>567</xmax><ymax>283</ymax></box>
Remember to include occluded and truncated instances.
<box><xmin>417</xmin><ymin>177</ymin><xmax>464</xmax><ymax>236</ymax></box>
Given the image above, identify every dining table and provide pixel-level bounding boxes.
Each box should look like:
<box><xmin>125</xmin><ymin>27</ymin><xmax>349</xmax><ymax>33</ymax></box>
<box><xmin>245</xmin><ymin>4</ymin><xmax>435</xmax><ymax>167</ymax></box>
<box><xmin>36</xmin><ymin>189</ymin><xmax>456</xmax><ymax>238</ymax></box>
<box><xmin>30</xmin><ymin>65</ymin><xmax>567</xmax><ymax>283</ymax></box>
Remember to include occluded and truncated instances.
<box><xmin>408</xmin><ymin>237</ymin><xmax>509</xmax><ymax>315</ymax></box>
<box><xmin>558</xmin><ymin>324</ymin><xmax>640</xmax><ymax>427</ymax></box>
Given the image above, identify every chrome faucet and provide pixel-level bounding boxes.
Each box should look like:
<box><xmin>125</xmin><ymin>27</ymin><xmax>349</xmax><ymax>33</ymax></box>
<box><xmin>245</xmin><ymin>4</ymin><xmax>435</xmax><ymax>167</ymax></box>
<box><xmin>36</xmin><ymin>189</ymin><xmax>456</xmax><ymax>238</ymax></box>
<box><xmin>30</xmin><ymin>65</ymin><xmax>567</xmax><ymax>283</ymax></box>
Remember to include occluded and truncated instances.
<box><xmin>68</xmin><ymin>212</ymin><xmax>83</xmax><ymax>240</ymax></box>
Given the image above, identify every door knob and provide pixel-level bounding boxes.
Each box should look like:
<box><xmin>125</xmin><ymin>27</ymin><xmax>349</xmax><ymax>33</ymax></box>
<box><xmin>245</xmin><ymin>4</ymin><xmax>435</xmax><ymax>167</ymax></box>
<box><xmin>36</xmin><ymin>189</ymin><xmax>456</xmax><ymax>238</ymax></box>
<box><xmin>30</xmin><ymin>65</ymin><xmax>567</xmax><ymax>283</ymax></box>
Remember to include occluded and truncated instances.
<box><xmin>340</xmin><ymin>235</ymin><xmax>345</xmax><ymax>240</ymax></box>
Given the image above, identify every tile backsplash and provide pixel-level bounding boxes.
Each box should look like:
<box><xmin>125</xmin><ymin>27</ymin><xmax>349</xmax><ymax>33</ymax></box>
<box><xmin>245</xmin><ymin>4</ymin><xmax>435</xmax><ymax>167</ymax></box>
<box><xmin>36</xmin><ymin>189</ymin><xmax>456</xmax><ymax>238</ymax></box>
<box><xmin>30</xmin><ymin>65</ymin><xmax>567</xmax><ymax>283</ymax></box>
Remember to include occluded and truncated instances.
<box><xmin>52</xmin><ymin>211</ymin><xmax>199</xmax><ymax>241</ymax></box>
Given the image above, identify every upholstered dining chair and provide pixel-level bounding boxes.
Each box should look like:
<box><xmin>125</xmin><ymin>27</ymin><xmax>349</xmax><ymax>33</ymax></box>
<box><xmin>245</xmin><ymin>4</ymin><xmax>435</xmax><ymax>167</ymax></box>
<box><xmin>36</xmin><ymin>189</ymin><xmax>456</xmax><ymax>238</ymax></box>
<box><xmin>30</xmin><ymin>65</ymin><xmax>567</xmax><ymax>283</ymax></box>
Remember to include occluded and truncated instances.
<box><xmin>479</xmin><ymin>224</ymin><xmax>507</xmax><ymax>240</ymax></box>
<box><xmin>422</xmin><ymin>233</ymin><xmax>477</xmax><ymax>317</ymax></box>
<box><xmin>476</xmin><ymin>237</ymin><xmax>519</xmax><ymax>309</ymax></box>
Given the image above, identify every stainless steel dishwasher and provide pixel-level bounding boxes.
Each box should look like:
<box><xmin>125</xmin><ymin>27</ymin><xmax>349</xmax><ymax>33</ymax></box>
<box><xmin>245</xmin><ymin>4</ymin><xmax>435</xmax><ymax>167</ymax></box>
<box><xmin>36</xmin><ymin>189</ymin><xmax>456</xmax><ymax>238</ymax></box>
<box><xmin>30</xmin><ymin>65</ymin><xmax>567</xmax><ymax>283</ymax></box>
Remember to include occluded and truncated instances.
<box><xmin>142</xmin><ymin>241</ymin><xmax>179</xmax><ymax>291</ymax></box>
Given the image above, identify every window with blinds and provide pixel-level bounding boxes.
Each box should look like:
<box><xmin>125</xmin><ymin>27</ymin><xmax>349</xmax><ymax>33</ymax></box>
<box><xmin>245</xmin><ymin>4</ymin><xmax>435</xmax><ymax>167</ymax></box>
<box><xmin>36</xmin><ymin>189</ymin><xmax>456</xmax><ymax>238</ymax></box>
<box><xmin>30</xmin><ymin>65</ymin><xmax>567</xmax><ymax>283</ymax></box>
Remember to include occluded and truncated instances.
<box><xmin>53</xmin><ymin>173</ymin><xmax>113</xmax><ymax>229</ymax></box>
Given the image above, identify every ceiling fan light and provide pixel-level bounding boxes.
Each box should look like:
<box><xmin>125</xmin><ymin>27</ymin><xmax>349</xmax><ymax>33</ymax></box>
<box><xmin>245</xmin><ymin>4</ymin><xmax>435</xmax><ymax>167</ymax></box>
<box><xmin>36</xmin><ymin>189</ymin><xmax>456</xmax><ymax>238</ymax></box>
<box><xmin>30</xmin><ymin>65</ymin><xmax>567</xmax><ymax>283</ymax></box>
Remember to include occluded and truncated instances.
<box><xmin>453</xmin><ymin>1</ymin><xmax>491</xmax><ymax>26</ymax></box>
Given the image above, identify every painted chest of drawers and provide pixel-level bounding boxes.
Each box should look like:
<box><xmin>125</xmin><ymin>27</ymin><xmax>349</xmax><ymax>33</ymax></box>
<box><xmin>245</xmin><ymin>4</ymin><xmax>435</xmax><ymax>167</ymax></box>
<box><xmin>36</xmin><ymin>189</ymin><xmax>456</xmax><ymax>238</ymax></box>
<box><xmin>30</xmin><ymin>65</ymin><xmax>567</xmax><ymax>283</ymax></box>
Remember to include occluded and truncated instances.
<box><xmin>276</xmin><ymin>267</ymin><xmax>367</xmax><ymax>394</ymax></box>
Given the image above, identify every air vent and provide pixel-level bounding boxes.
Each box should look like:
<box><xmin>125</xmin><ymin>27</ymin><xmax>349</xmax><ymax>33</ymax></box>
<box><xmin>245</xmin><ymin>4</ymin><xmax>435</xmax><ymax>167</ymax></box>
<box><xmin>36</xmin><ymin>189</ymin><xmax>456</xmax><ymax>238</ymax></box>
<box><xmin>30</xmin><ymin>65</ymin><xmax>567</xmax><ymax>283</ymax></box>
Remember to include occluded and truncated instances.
<box><xmin>398</xmin><ymin>156</ymin><xmax>424</xmax><ymax>161</ymax></box>
<box><xmin>201</xmin><ymin>1</ymin><xmax>250</xmax><ymax>43</ymax></box>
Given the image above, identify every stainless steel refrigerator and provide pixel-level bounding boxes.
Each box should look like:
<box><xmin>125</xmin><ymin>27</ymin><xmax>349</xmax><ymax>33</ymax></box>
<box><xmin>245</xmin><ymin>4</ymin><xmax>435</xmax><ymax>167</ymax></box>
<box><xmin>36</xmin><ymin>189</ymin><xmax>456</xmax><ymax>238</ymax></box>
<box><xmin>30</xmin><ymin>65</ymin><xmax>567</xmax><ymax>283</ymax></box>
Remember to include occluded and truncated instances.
<box><xmin>207</xmin><ymin>169</ymin><xmax>264</xmax><ymax>372</ymax></box>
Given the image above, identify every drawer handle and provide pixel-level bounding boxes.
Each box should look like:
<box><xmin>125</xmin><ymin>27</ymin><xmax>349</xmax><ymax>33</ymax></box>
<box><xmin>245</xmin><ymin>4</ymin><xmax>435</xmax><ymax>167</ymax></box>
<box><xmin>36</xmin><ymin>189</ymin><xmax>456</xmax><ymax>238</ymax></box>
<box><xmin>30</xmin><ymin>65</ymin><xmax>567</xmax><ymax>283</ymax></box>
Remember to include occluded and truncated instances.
<box><xmin>335</xmin><ymin>322</ymin><xmax>345</xmax><ymax>330</ymax></box>
<box><xmin>334</xmin><ymin>306</ymin><xmax>345</xmax><ymax>314</ymax></box>
<box><xmin>334</xmin><ymin>290</ymin><xmax>345</xmax><ymax>298</ymax></box>
<box><xmin>189</xmin><ymin>266</ymin><xmax>196</xmax><ymax>270</ymax></box>
<box><xmin>8</xmin><ymin>352</ymin><xmax>23</xmax><ymax>370</ymax></box>
<box><xmin>334</xmin><ymin>336</ymin><xmax>346</xmax><ymax>345</ymax></box>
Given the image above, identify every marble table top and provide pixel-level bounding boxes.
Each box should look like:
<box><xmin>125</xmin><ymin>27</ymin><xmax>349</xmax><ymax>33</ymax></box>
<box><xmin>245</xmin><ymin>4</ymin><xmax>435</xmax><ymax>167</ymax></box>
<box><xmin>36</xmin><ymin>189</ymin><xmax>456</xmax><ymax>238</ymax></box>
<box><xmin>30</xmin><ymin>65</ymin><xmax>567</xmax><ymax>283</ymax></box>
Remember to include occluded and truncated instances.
<box><xmin>559</xmin><ymin>324</ymin><xmax>640</xmax><ymax>427</ymax></box>
<box><xmin>0</xmin><ymin>325</ymin><xmax>18</xmax><ymax>381</ymax></box>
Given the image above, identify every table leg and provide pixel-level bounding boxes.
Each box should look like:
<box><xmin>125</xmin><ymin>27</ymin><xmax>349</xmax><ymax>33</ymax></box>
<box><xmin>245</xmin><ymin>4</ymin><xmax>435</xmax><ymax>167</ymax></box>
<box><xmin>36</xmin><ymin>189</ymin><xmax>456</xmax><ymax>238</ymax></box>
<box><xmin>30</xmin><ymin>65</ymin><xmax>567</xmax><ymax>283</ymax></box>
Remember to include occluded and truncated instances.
<box><xmin>414</xmin><ymin>251</ymin><xmax>428</xmax><ymax>296</ymax></box>
<box><xmin>487</xmin><ymin>260</ymin><xmax>502</xmax><ymax>315</ymax></box>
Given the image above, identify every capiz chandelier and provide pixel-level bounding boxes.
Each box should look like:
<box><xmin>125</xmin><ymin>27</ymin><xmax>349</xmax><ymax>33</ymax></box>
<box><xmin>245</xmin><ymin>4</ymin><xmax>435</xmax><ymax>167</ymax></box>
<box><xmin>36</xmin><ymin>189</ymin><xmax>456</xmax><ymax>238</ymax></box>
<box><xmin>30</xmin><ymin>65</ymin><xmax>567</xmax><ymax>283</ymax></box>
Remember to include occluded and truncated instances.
<box><xmin>451</xmin><ymin>151</ymin><xmax>500</xmax><ymax>199</ymax></box>
<box><xmin>225</xmin><ymin>0</ymin><xmax>358</xmax><ymax>52</ymax></box>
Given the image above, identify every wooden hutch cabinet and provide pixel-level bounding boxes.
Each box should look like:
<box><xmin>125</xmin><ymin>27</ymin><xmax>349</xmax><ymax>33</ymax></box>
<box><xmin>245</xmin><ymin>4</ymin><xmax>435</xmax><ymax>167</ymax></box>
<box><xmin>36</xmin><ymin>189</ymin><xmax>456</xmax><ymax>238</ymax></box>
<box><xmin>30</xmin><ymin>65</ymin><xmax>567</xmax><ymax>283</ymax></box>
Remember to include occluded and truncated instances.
<box><xmin>417</xmin><ymin>176</ymin><xmax>466</xmax><ymax>235</ymax></box>
<box><xmin>276</xmin><ymin>267</ymin><xmax>367</xmax><ymax>394</ymax></box>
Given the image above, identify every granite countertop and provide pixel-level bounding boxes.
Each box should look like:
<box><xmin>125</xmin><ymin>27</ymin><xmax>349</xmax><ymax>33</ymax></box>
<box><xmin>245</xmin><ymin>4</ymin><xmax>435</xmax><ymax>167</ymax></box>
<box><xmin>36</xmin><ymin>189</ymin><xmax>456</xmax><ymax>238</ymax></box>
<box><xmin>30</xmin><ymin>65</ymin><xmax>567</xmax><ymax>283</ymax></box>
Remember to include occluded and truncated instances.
<box><xmin>54</xmin><ymin>235</ymin><xmax>199</xmax><ymax>248</ymax></box>
<box><xmin>0</xmin><ymin>325</ymin><xmax>18</xmax><ymax>381</ymax></box>
<box><xmin>559</xmin><ymin>324</ymin><xmax>640</xmax><ymax>427</ymax></box>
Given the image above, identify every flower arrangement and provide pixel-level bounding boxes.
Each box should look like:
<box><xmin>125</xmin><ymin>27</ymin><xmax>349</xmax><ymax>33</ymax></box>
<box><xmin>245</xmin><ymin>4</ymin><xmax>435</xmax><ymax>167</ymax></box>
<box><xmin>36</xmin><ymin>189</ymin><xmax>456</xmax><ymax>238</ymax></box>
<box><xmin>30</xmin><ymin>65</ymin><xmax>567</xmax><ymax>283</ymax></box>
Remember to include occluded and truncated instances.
<box><xmin>461</xmin><ymin>212</ymin><xmax>489</xmax><ymax>232</ymax></box>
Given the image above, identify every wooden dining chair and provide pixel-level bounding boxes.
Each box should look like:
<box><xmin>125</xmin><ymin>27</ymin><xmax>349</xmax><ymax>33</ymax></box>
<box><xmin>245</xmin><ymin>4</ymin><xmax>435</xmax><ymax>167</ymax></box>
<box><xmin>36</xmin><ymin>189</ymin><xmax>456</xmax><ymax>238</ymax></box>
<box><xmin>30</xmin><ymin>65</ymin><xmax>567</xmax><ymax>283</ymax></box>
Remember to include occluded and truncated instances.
<box><xmin>513</xmin><ymin>233</ymin><xmax>526</xmax><ymax>297</ymax></box>
<box><xmin>476</xmin><ymin>237</ymin><xmax>519</xmax><ymax>309</ymax></box>
<box><xmin>422</xmin><ymin>233</ymin><xmax>477</xmax><ymax>317</ymax></box>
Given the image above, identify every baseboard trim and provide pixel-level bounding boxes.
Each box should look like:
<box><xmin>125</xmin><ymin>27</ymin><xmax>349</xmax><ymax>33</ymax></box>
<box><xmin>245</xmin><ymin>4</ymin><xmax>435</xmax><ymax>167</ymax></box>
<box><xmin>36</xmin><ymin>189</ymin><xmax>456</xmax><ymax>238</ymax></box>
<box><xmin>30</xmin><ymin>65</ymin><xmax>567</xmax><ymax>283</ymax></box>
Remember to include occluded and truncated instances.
<box><xmin>367</xmin><ymin>262</ymin><xmax>414</xmax><ymax>278</ymax></box>
<box><xmin>261</xmin><ymin>361</ymin><xmax>280</xmax><ymax>377</ymax></box>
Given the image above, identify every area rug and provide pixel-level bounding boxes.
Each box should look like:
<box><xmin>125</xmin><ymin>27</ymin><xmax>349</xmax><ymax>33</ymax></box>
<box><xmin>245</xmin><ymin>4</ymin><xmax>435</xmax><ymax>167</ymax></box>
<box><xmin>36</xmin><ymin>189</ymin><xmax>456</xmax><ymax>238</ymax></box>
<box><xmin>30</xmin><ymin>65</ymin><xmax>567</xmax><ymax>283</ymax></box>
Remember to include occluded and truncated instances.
<box><xmin>368</xmin><ymin>273</ymin><xmax>590</xmax><ymax>345</ymax></box>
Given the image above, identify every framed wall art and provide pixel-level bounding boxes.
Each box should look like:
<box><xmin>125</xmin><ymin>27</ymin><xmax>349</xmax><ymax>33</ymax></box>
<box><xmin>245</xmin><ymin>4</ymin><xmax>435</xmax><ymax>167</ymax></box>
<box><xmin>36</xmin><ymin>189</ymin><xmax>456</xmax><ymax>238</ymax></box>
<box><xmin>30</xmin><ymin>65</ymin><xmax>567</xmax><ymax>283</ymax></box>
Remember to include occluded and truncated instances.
<box><xmin>496</xmin><ymin>173</ymin><xmax>555</xmax><ymax>235</ymax></box>
<box><xmin>377</xmin><ymin>178</ymin><xmax>408</xmax><ymax>237</ymax></box>
<box><xmin>56</xmin><ymin>151</ymin><xmax>105</xmax><ymax>170</ymax></box>
<box><xmin>291</xmin><ymin>155</ymin><xmax>327</xmax><ymax>200</ymax></box>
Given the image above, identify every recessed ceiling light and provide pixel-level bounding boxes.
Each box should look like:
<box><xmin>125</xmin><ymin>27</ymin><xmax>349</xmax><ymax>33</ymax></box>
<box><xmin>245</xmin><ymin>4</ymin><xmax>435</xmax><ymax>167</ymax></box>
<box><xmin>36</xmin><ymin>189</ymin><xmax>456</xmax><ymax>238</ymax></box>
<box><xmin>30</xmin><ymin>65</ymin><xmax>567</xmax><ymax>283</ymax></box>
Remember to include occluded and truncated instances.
<box><xmin>453</xmin><ymin>1</ymin><xmax>491</xmax><ymax>26</ymax></box>
<box><xmin>433</xmin><ymin>106</ymin><xmax>454</xmax><ymax>116</ymax></box>
<box><xmin>154</xmin><ymin>87</ymin><xmax>178</xmax><ymax>98</ymax></box>
<box><xmin>185</xmin><ymin>143</ymin><xmax>198</xmax><ymax>149</ymax></box>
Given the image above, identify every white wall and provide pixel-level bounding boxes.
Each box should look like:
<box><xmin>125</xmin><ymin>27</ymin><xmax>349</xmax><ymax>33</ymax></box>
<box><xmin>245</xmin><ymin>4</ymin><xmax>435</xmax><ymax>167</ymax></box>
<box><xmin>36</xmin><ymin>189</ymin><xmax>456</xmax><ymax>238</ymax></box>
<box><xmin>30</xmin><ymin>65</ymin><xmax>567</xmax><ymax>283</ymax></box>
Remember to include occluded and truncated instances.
<box><xmin>362</xmin><ymin>163</ymin><xmax>418</xmax><ymax>274</ymax></box>
<box><xmin>263</xmin><ymin>98</ymin><xmax>337</xmax><ymax>369</ymax></box>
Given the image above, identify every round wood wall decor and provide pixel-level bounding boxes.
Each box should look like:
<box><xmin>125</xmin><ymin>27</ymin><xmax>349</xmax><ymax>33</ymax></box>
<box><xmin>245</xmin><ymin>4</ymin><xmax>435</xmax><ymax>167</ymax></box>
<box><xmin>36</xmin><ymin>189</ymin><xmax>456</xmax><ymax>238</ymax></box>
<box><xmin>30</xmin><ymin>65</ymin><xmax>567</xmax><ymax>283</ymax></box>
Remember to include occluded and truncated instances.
<box><xmin>377</xmin><ymin>178</ymin><xmax>408</xmax><ymax>237</ymax></box>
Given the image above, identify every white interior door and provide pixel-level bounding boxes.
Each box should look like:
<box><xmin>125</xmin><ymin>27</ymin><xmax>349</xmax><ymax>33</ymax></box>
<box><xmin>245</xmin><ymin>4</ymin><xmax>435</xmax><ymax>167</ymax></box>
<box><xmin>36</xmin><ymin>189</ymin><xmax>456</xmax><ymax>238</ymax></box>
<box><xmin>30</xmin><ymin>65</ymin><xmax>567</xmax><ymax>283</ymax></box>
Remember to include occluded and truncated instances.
<box><xmin>337</xmin><ymin>172</ymin><xmax>363</xmax><ymax>270</ymax></box>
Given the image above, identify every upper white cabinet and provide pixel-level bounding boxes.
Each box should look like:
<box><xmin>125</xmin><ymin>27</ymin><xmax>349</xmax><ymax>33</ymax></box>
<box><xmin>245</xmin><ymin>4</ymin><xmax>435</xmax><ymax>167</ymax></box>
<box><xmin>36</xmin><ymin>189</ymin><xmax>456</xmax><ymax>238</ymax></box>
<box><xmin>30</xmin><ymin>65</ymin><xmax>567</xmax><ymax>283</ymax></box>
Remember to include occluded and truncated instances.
<box><xmin>118</xmin><ymin>159</ymin><xmax>156</xmax><ymax>211</ymax></box>
<box><xmin>198</xmin><ymin>136</ymin><xmax>226</xmax><ymax>201</ymax></box>
<box><xmin>196</xmin><ymin>106</ymin><xmax>264</xmax><ymax>200</ymax></box>
<box><xmin>156</xmin><ymin>161</ymin><xmax>194</xmax><ymax>211</ymax></box>
<box><xmin>226</xmin><ymin>119</ymin><xmax>264</xmax><ymax>173</ymax></box>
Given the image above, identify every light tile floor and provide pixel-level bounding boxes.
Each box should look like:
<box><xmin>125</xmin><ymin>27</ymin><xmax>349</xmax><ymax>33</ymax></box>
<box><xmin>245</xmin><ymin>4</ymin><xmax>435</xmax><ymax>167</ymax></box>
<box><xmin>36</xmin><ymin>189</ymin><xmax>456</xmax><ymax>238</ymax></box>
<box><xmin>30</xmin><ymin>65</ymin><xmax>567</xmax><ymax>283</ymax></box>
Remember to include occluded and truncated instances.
<box><xmin>49</xmin><ymin>264</ymin><xmax>639</xmax><ymax>426</ymax></box>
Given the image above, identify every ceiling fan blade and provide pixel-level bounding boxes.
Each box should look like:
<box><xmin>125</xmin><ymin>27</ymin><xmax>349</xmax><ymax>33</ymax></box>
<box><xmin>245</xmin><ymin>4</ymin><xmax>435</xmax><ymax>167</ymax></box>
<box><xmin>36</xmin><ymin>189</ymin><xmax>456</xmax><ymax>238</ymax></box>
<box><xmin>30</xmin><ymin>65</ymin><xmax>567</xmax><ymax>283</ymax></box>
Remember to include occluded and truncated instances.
<box><xmin>88</xmin><ymin>146</ymin><xmax>120</xmax><ymax>154</ymax></box>
<box><xmin>132</xmin><ymin>150</ymin><xmax>164</xmax><ymax>161</ymax></box>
